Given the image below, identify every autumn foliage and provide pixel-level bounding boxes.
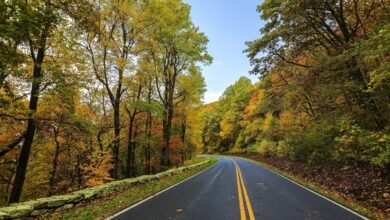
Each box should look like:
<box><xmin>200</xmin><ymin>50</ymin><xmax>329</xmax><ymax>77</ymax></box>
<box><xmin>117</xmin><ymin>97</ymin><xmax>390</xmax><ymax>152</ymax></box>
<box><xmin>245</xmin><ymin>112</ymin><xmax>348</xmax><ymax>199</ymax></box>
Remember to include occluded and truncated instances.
<box><xmin>0</xmin><ymin>0</ymin><xmax>209</xmax><ymax>205</ymax></box>
<box><xmin>201</xmin><ymin>0</ymin><xmax>389</xmax><ymax>168</ymax></box>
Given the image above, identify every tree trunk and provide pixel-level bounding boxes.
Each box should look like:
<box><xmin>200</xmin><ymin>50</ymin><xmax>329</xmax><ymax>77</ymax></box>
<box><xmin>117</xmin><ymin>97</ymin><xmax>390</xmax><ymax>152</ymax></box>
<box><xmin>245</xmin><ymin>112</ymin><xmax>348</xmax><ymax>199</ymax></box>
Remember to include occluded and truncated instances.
<box><xmin>161</xmin><ymin>105</ymin><xmax>173</xmax><ymax>169</ymax></box>
<box><xmin>126</xmin><ymin>113</ymin><xmax>136</xmax><ymax>178</ymax></box>
<box><xmin>144</xmin><ymin>83</ymin><xmax>153</xmax><ymax>174</ymax></box>
<box><xmin>112</xmin><ymin>103</ymin><xmax>121</xmax><ymax>179</ymax></box>
<box><xmin>49</xmin><ymin>126</ymin><xmax>61</xmax><ymax>196</ymax></box>
<box><xmin>131</xmin><ymin>130</ymin><xmax>138</xmax><ymax>176</ymax></box>
<box><xmin>8</xmin><ymin>42</ymin><xmax>46</xmax><ymax>204</ymax></box>
<box><xmin>145</xmin><ymin>113</ymin><xmax>152</xmax><ymax>174</ymax></box>
<box><xmin>180</xmin><ymin>117</ymin><xmax>186</xmax><ymax>163</ymax></box>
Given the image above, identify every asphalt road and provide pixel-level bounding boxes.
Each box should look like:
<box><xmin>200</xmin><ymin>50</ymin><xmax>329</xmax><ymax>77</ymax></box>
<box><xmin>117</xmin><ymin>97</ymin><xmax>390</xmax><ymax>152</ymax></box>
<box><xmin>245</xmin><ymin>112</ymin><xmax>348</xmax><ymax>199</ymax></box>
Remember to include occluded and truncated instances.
<box><xmin>109</xmin><ymin>156</ymin><xmax>366</xmax><ymax>220</ymax></box>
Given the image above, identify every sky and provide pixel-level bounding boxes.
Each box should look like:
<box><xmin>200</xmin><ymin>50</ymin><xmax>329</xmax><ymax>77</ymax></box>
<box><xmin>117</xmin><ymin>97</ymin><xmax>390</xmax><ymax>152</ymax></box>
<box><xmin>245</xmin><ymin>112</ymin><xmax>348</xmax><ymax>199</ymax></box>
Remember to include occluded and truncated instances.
<box><xmin>183</xmin><ymin>0</ymin><xmax>265</xmax><ymax>103</ymax></box>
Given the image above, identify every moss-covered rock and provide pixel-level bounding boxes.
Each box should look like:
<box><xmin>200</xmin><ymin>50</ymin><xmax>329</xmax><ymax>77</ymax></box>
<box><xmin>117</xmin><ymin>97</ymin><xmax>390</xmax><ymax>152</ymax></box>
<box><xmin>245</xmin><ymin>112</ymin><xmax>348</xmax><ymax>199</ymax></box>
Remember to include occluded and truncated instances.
<box><xmin>122</xmin><ymin>178</ymin><xmax>138</xmax><ymax>186</ymax></box>
<box><xmin>19</xmin><ymin>199</ymin><xmax>48</xmax><ymax>209</ymax></box>
<box><xmin>135</xmin><ymin>175</ymin><xmax>155</xmax><ymax>184</ymax></box>
<box><xmin>0</xmin><ymin>205</ymin><xmax>33</xmax><ymax>218</ymax></box>
<box><xmin>31</xmin><ymin>209</ymin><xmax>49</xmax><ymax>217</ymax></box>
<box><xmin>164</xmin><ymin>169</ymin><xmax>176</xmax><ymax>176</ymax></box>
<box><xmin>56</xmin><ymin>203</ymin><xmax>74</xmax><ymax>211</ymax></box>
<box><xmin>72</xmin><ymin>188</ymin><xmax>99</xmax><ymax>200</ymax></box>
<box><xmin>98</xmin><ymin>184</ymin><xmax>118</xmax><ymax>196</ymax></box>
<box><xmin>46</xmin><ymin>194</ymin><xmax>81</xmax><ymax>208</ymax></box>
<box><xmin>155</xmin><ymin>172</ymin><xmax>169</xmax><ymax>178</ymax></box>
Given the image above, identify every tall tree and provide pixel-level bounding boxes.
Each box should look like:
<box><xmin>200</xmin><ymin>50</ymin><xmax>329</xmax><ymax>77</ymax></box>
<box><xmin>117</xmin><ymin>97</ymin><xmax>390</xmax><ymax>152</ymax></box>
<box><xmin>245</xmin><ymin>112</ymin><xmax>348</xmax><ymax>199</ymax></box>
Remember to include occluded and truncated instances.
<box><xmin>142</xmin><ymin>0</ymin><xmax>212</xmax><ymax>168</ymax></box>
<box><xmin>8</xmin><ymin>0</ymin><xmax>58</xmax><ymax>204</ymax></box>
<box><xmin>81</xmin><ymin>0</ymin><xmax>141</xmax><ymax>179</ymax></box>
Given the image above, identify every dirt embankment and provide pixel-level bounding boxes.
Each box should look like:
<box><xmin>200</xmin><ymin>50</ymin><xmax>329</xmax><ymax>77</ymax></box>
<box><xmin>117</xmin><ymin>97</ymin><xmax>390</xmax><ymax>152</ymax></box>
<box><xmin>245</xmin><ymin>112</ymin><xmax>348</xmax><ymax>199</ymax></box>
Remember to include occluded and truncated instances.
<box><xmin>230</xmin><ymin>153</ymin><xmax>390</xmax><ymax>218</ymax></box>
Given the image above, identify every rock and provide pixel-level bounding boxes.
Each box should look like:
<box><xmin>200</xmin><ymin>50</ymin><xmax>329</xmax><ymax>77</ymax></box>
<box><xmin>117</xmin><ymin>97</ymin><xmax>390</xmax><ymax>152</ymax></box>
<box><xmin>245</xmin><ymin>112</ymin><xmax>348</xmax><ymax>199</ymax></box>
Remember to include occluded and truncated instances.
<box><xmin>46</xmin><ymin>195</ymin><xmax>81</xmax><ymax>208</ymax></box>
<box><xmin>135</xmin><ymin>176</ymin><xmax>148</xmax><ymax>184</ymax></box>
<box><xmin>73</xmin><ymin>188</ymin><xmax>99</xmax><ymax>200</ymax></box>
<box><xmin>122</xmin><ymin>179</ymin><xmax>138</xmax><ymax>186</ymax></box>
<box><xmin>31</xmin><ymin>209</ymin><xmax>49</xmax><ymax>217</ymax></box>
<box><xmin>56</xmin><ymin>203</ymin><xmax>74</xmax><ymax>211</ymax></box>
<box><xmin>149</xmin><ymin>175</ymin><xmax>159</xmax><ymax>181</ymax></box>
<box><xmin>138</xmin><ymin>175</ymin><xmax>154</xmax><ymax>183</ymax></box>
<box><xmin>132</xmin><ymin>176</ymin><xmax>146</xmax><ymax>184</ymax></box>
<box><xmin>0</xmin><ymin>205</ymin><xmax>33</xmax><ymax>218</ymax></box>
<box><xmin>165</xmin><ymin>170</ymin><xmax>176</xmax><ymax>176</ymax></box>
<box><xmin>383</xmin><ymin>192</ymin><xmax>389</xmax><ymax>198</ymax></box>
<box><xmin>155</xmin><ymin>172</ymin><xmax>168</xmax><ymax>178</ymax></box>
<box><xmin>99</xmin><ymin>184</ymin><xmax>118</xmax><ymax>196</ymax></box>
<box><xmin>20</xmin><ymin>199</ymin><xmax>48</xmax><ymax>209</ymax></box>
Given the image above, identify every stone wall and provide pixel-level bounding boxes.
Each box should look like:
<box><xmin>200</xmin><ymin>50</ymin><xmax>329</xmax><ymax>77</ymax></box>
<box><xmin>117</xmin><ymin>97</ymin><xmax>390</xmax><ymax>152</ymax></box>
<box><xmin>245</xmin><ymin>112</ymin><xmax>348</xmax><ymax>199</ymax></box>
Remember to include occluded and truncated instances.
<box><xmin>0</xmin><ymin>159</ymin><xmax>212</xmax><ymax>219</ymax></box>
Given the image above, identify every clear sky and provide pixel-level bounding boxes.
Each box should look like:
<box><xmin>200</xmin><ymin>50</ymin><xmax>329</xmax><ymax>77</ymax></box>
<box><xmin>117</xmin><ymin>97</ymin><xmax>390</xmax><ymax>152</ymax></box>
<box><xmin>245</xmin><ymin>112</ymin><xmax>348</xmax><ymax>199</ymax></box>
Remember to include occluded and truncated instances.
<box><xmin>183</xmin><ymin>0</ymin><xmax>265</xmax><ymax>103</ymax></box>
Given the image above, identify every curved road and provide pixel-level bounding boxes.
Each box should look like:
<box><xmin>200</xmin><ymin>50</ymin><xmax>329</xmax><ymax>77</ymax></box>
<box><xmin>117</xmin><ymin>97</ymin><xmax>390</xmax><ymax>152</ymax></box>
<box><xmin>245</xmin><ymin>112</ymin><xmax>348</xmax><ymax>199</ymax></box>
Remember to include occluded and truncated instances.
<box><xmin>109</xmin><ymin>156</ymin><xmax>366</xmax><ymax>220</ymax></box>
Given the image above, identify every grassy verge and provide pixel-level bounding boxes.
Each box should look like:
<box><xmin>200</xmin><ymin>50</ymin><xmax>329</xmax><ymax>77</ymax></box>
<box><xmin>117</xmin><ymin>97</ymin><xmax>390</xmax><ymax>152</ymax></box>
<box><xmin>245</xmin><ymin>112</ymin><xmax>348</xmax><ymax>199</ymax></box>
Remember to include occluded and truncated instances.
<box><xmin>228</xmin><ymin>155</ymin><xmax>384</xmax><ymax>220</ymax></box>
<box><xmin>46</xmin><ymin>157</ymin><xmax>217</xmax><ymax>220</ymax></box>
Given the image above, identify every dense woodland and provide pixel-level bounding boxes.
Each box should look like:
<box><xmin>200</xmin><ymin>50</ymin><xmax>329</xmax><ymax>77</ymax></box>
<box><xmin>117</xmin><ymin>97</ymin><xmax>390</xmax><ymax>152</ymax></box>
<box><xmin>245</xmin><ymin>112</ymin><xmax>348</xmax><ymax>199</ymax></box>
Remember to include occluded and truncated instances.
<box><xmin>0</xmin><ymin>0</ymin><xmax>211</xmax><ymax>205</ymax></box>
<box><xmin>201</xmin><ymin>0</ymin><xmax>389</xmax><ymax>168</ymax></box>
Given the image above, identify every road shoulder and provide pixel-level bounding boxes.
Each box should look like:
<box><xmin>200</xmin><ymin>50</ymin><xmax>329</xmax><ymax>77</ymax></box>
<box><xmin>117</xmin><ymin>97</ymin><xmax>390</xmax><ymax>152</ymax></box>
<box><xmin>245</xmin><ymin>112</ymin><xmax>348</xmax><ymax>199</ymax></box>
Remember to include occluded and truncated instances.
<box><xmin>45</xmin><ymin>158</ymin><xmax>217</xmax><ymax>220</ymax></box>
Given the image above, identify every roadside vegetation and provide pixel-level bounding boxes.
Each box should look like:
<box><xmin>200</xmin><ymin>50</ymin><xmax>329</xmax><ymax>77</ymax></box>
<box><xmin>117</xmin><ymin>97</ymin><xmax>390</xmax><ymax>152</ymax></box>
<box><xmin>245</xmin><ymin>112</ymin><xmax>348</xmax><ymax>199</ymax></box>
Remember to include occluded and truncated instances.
<box><xmin>46</xmin><ymin>158</ymin><xmax>216</xmax><ymax>220</ymax></box>
<box><xmin>197</xmin><ymin>0</ymin><xmax>390</xmax><ymax>218</ymax></box>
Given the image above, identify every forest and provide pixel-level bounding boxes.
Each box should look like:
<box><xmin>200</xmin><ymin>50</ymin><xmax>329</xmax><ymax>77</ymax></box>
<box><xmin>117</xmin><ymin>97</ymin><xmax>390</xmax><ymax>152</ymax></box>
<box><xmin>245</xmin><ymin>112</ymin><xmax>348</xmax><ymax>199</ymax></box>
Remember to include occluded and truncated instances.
<box><xmin>201</xmin><ymin>0</ymin><xmax>389</xmax><ymax>168</ymax></box>
<box><xmin>198</xmin><ymin>0</ymin><xmax>389</xmax><ymax>214</ymax></box>
<box><xmin>0</xmin><ymin>0</ymin><xmax>211</xmax><ymax>205</ymax></box>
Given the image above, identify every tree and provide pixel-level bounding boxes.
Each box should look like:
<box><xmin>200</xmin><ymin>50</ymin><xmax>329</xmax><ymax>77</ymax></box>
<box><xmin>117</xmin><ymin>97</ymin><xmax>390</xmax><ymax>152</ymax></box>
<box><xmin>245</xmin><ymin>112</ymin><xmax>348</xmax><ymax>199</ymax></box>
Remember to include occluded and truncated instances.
<box><xmin>79</xmin><ymin>0</ymin><xmax>142</xmax><ymax>179</ymax></box>
<box><xmin>245</xmin><ymin>0</ymin><xmax>389</xmax><ymax>129</ymax></box>
<box><xmin>0</xmin><ymin>0</ymin><xmax>211</xmax><ymax>204</ymax></box>
<box><xmin>1</xmin><ymin>0</ymin><xmax>96</xmax><ymax>203</ymax></box>
<box><xmin>7</xmin><ymin>0</ymin><xmax>59</xmax><ymax>204</ymax></box>
<box><xmin>198</xmin><ymin>0</ymin><xmax>389</xmax><ymax>168</ymax></box>
<box><xmin>141</xmin><ymin>0</ymin><xmax>211</xmax><ymax>168</ymax></box>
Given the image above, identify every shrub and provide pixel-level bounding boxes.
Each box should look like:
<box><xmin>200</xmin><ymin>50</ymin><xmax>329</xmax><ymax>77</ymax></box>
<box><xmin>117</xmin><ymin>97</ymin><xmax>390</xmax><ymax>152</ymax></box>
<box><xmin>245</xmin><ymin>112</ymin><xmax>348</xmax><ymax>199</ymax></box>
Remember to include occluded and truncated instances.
<box><xmin>285</xmin><ymin>121</ymin><xmax>336</xmax><ymax>163</ymax></box>
<box><xmin>335</xmin><ymin>119</ymin><xmax>390</xmax><ymax>167</ymax></box>
<box><xmin>256</xmin><ymin>139</ymin><xmax>277</xmax><ymax>156</ymax></box>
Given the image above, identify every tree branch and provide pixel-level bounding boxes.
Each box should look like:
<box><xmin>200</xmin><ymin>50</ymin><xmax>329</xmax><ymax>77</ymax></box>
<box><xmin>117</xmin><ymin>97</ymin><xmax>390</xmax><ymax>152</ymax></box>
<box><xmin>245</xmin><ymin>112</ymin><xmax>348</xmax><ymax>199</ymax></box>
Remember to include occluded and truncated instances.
<box><xmin>0</xmin><ymin>133</ymin><xmax>25</xmax><ymax>158</ymax></box>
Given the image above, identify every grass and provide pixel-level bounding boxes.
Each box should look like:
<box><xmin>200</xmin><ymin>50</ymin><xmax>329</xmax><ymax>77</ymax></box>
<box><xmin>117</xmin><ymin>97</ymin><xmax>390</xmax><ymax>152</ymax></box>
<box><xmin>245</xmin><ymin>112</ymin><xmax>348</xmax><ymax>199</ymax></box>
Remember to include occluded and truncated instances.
<box><xmin>183</xmin><ymin>157</ymin><xmax>209</xmax><ymax>166</ymax></box>
<box><xmin>46</xmin><ymin>157</ymin><xmax>217</xmax><ymax>220</ymax></box>
<box><xmin>229</xmin><ymin>155</ymin><xmax>384</xmax><ymax>220</ymax></box>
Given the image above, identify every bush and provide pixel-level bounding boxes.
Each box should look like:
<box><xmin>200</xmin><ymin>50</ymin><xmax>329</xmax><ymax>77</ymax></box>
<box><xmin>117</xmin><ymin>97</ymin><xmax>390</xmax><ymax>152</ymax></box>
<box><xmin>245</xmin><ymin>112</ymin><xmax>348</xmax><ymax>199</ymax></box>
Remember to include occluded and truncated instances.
<box><xmin>230</xmin><ymin>146</ymin><xmax>244</xmax><ymax>153</ymax></box>
<box><xmin>285</xmin><ymin>121</ymin><xmax>336</xmax><ymax>163</ymax></box>
<box><xmin>335</xmin><ymin>119</ymin><xmax>390</xmax><ymax>167</ymax></box>
<box><xmin>246</xmin><ymin>144</ymin><xmax>257</xmax><ymax>153</ymax></box>
<box><xmin>256</xmin><ymin>139</ymin><xmax>277</xmax><ymax>156</ymax></box>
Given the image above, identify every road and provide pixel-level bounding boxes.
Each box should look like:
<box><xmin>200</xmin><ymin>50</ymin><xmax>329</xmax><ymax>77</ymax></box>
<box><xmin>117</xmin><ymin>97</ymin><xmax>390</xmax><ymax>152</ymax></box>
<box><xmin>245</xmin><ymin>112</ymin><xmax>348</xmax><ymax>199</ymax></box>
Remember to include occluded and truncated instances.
<box><xmin>109</xmin><ymin>156</ymin><xmax>366</xmax><ymax>220</ymax></box>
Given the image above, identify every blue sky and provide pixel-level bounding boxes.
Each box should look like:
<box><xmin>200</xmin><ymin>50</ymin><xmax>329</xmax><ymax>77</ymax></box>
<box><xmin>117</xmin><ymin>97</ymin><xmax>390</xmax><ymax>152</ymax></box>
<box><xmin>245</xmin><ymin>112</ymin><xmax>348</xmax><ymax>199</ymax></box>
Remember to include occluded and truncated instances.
<box><xmin>183</xmin><ymin>0</ymin><xmax>265</xmax><ymax>103</ymax></box>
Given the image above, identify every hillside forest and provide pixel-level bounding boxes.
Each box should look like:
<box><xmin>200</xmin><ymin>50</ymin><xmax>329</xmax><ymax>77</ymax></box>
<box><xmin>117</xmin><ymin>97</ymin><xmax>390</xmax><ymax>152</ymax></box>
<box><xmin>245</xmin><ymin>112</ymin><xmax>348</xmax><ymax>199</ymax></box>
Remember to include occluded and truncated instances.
<box><xmin>198</xmin><ymin>0</ymin><xmax>389</xmax><ymax>213</ymax></box>
<box><xmin>0</xmin><ymin>0</ymin><xmax>211</xmax><ymax>205</ymax></box>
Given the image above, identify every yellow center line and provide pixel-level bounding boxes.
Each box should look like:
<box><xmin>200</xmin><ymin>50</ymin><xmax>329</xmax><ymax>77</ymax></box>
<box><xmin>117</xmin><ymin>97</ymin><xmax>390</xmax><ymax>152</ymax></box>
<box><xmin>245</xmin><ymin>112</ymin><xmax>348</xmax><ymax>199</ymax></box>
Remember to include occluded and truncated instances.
<box><xmin>235</xmin><ymin>163</ymin><xmax>247</xmax><ymax>220</ymax></box>
<box><xmin>231</xmin><ymin>158</ymin><xmax>256</xmax><ymax>220</ymax></box>
<box><xmin>237</xmin><ymin>164</ymin><xmax>255</xmax><ymax>220</ymax></box>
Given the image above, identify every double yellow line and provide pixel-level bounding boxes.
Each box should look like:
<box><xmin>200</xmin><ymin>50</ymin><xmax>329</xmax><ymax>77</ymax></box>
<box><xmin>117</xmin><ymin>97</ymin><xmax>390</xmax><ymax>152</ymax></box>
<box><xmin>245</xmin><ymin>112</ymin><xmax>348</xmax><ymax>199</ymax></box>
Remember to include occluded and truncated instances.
<box><xmin>233</xmin><ymin>159</ymin><xmax>255</xmax><ymax>220</ymax></box>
